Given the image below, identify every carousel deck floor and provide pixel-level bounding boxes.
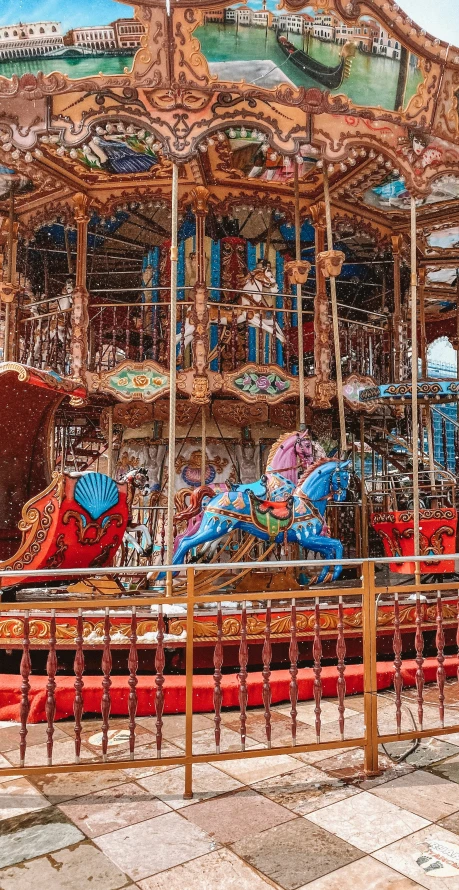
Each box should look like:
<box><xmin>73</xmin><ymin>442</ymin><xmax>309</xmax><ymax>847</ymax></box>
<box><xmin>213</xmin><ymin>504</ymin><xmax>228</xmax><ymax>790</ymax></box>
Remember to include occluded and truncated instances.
<box><xmin>0</xmin><ymin>688</ymin><xmax>459</xmax><ymax>887</ymax></box>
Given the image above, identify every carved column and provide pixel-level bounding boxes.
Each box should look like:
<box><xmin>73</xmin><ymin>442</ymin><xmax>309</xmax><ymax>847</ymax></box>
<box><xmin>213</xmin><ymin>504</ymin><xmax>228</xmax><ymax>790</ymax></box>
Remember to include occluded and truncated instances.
<box><xmin>310</xmin><ymin>201</ymin><xmax>332</xmax><ymax>408</ymax></box>
<box><xmin>71</xmin><ymin>193</ymin><xmax>91</xmax><ymax>382</ymax></box>
<box><xmin>391</xmin><ymin>234</ymin><xmax>403</xmax><ymax>382</ymax></box>
<box><xmin>190</xmin><ymin>186</ymin><xmax>211</xmax><ymax>404</ymax></box>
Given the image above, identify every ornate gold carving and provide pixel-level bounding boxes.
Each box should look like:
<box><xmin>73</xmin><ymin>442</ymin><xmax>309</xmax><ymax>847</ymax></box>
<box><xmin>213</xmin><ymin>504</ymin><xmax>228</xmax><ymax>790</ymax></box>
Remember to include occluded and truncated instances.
<box><xmin>190</xmin><ymin>185</ymin><xmax>210</xmax><ymax>215</ymax></box>
<box><xmin>284</xmin><ymin>261</ymin><xmax>311</xmax><ymax>285</ymax></box>
<box><xmin>316</xmin><ymin>250</ymin><xmax>346</xmax><ymax>279</ymax></box>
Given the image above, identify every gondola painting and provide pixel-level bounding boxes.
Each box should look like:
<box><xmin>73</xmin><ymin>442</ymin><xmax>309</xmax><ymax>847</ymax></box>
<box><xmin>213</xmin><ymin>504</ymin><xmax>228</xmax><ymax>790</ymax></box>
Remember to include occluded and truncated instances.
<box><xmin>195</xmin><ymin>1</ymin><xmax>424</xmax><ymax>112</ymax></box>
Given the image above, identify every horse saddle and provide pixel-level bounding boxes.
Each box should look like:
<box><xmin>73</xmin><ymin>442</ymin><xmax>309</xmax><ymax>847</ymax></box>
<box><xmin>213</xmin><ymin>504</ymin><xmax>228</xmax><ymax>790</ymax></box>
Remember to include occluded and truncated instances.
<box><xmin>255</xmin><ymin>497</ymin><xmax>294</xmax><ymax>520</ymax></box>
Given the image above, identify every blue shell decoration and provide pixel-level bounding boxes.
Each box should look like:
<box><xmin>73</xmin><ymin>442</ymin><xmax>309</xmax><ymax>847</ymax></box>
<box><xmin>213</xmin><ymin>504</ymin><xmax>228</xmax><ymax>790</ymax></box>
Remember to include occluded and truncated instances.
<box><xmin>74</xmin><ymin>473</ymin><xmax>119</xmax><ymax>521</ymax></box>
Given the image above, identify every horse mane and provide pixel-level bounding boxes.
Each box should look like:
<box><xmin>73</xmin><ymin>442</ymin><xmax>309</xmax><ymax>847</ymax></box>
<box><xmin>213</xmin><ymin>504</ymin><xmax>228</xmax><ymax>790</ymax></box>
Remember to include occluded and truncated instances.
<box><xmin>296</xmin><ymin>457</ymin><xmax>332</xmax><ymax>487</ymax></box>
<box><xmin>266</xmin><ymin>430</ymin><xmax>298</xmax><ymax>468</ymax></box>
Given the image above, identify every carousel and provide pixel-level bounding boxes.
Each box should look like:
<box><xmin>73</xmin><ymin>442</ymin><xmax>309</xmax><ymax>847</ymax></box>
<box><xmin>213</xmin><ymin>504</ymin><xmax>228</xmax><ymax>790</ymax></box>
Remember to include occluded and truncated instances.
<box><xmin>0</xmin><ymin>0</ymin><xmax>459</xmax><ymax>691</ymax></box>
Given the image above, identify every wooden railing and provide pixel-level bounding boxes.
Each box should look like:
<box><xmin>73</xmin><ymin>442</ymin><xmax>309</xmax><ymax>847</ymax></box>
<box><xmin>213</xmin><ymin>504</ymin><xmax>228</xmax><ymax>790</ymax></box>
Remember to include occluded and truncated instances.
<box><xmin>0</xmin><ymin>555</ymin><xmax>458</xmax><ymax>794</ymax></box>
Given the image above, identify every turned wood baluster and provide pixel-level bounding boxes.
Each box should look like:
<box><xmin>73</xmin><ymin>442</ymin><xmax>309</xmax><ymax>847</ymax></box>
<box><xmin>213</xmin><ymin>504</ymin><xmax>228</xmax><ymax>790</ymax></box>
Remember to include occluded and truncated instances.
<box><xmin>139</xmin><ymin>307</ymin><xmax>144</xmax><ymax>361</ymax></box>
<box><xmin>289</xmin><ymin>599</ymin><xmax>299</xmax><ymax>745</ymax></box>
<box><xmin>217</xmin><ymin>306</ymin><xmax>223</xmax><ymax>371</ymax></box>
<box><xmin>313</xmin><ymin>597</ymin><xmax>322</xmax><ymax>743</ymax></box>
<box><xmin>262</xmin><ymin>601</ymin><xmax>272</xmax><ymax>748</ymax></box>
<box><xmin>98</xmin><ymin>310</ymin><xmax>103</xmax><ymax>372</ymax></box>
<box><xmin>19</xmin><ymin>611</ymin><xmax>31</xmax><ymax>767</ymax></box>
<box><xmin>74</xmin><ymin>609</ymin><xmax>85</xmax><ymax>762</ymax></box>
<box><xmin>152</xmin><ymin>306</ymin><xmax>158</xmax><ymax>361</ymax></box>
<box><xmin>457</xmin><ymin>592</ymin><xmax>459</xmax><ymax>692</ymax></box>
<box><xmin>213</xmin><ymin>604</ymin><xmax>223</xmax><ymax>754</ymax></box>
<box><xmin>125</xmin><ymin>307</ymin><xmax>130</xmax><ymax>358</ymax></box>
<box><xmin>45</xmin><ymin>611</ymin><xmax>57</xmax><ymax>766</ymax></box>
<box><xmin>101</xmin><ymin>609</ymin><xmax>112</xmax><ymax>761</ymax></box>
<box><xmin>38</xmin><ymin>319</ymin><xmax>44</xmax><ymax>368</ymax></box>
<box><xmin>258</xmin><ymin>313</ymin><xmax>263</xmax><ymax>363</ymax></box>
<box><xmin>155</xmin><ymin>605</ymin><xmax>165</xmax><ymax>757</ymax></box>
<box><xmin>436</xmin><ymin>591</ymin><xmax>446</xmax><ymax>727</ymax></box>
<box><xmin>231</xmin><ymin>310</ymin><xmax>237</xmax><ymax>369</ymax></box>
<box><xmin>238</xmin><ymin>603</ymin><xmax>248</xmax><ymax>751</ymax></box>
<box><xmin>46</xmin><ymin>312</ymin><xmax>51</xmax><ymax>366</ymax></box>
<box><xmin>180</xmin><ymin>305</ymin><xmax>186</xmax><ymax>368</ymax></box>
<box><xmin>336</xmin><ymin>596</ymin><xmax>346</xmax><ymax>741</ymax></box>
<box><xmin>393</xmin><ymin>593</ymin><xmax>403</xmax><ymax>734</ymax></box>
<box><xmin>160</xmin><ymin>511</ymin><xmax>166</xmax><ymax>563</ymax></box>
<box><xmin>284</xmin><ymin>309</ymin><xmax>291</xmax><ymax>372</ymax></box>
<box><xmin>111</xmin><ymin>306</ymin><xmax>117</xmax><ymax>368</ymax></box>
<box><xmin>128</xmin><ymin>607</ymin><xmax>138</xmax><ymax>760</ymax></box>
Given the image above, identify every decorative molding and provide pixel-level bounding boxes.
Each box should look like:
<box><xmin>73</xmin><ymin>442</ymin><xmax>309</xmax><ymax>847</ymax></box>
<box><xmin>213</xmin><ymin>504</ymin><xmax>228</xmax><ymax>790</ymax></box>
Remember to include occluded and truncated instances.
<box><xmin>88</xmin><ymin>360</ymin><xmax>170</xmax><ymax>402</ymax></box>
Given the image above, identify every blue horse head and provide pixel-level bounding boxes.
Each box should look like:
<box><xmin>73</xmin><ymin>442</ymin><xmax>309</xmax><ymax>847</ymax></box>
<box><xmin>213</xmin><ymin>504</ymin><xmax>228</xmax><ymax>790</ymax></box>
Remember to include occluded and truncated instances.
<box><xmin>297</xmin><ymin>459</ymin><xmax>351</xmax><ymax>516</ymax></box>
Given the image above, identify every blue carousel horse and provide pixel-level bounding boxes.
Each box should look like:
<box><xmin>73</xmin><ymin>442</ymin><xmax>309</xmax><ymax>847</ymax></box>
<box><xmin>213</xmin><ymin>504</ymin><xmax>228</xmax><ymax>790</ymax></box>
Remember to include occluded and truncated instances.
<box><xmin>172</xmin><ymin>459</ymin><xmax>350</xmax><ymax>583</ymax></box>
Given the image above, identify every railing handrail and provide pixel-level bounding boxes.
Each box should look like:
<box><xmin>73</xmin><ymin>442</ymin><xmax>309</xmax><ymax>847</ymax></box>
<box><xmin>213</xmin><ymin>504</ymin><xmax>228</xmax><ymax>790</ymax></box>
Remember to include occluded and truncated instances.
<box><xmin>0</xmin><ymin>551</ymin><xmax>457</xmax><ymax>581</ymax></box>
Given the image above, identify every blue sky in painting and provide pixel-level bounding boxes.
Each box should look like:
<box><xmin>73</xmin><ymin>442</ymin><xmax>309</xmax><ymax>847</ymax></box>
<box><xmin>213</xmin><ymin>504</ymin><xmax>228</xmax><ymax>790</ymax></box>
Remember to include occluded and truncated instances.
<box><xmin>0</xmin><ymin>0</ymin><xmax>457</xmax><ymax>44</ymax></box>
<box><xmin>0</xmin><ymin>0</ymin><xmax>134</xmax><ymax>31</ymax></box>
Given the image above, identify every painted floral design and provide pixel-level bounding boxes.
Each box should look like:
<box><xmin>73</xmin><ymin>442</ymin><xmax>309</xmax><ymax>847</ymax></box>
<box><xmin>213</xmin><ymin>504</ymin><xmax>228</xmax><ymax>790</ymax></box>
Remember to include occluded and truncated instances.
<box><xmin>235</xmin><ymin>372</ymin><xmax>290</xmax><ymax>396</ymax></box>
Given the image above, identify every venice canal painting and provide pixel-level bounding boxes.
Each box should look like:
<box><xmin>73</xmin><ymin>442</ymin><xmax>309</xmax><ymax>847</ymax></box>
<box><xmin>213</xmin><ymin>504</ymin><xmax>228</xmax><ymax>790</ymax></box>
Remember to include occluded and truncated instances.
<box><xmin>196</xmin><ymin>1</ymin><xmax>423</xmax><ymax>111</ymax></box>
<box><xmin>0</xmin><ymin>0</ymin><xmax>422</xmax><ymax>112</ymax></box>
<box><xmin>0</xmin><ymin>0</ymin><xmax>138</xmax><ymax>78</ymax></box>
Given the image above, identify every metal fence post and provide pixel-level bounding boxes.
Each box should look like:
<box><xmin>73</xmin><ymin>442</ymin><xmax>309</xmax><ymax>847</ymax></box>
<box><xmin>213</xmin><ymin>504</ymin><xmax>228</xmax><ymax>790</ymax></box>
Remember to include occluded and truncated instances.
<box><xmin>363</xmin><ymin>560</ymin><xmax>380</xmax><ymax>775</ymax></box>
<box><xmin>183</xmin><ymin>566</ymin><xmax>194</xmax><ymax>799</ymax></box>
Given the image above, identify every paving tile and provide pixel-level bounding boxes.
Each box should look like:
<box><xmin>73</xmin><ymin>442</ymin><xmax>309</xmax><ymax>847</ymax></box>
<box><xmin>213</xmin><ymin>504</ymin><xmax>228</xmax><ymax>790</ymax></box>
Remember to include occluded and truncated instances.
<box><xmin>430</xmin><ymin>753</ymin><xmax>459</xmax><ymax>785</ymax></box>
<box><xmin>0</xmin><ymin>841</ymin><xmax>132</xmax><ymax>890</ymax></box>
<box><xmin>32</xmin><ymin>769</ymin><xmax>128</xmax><ymax>803</ymax></box>
<box><xmin>182</xmin><ymin>787</ymin><xmax>296</xmax><ymax>843</ymax></box>
<box><xmin>81</xmin><ymin>725</ymin><xmax>153</xmax><ymax>753</ymax></box>
<box><xmin>382</xmin><ymin>738</ymin><xmax>459</xmax><ymax>768</ymax></box>
<box><xmin>315</xmin><ymin>747</ymin><xmax>412</xmax><ymax>783</ymax></box>
<box><xmin>137</xmin><ymin>714</ymin><xmax>214</xmax><ymax>739</ymax></box>
<box><xmin>292</xmin><ymin>746</ymin><xmax>358</xmax><ymax>766</ymax></box>
<box><xmin>276</xmin><ymin>700</ymin><xmax>360</xmax><ymax>726</ymax></box>
<box><xmin>252</xmin><ymin>764</ymin><xmax>361</xmax><ymax>815</ymax></box>
<box><xmin>305</xmin><ymin>791</ymin><xmax>429</xmax><ymax>853</ymax></box>
<box><xmin>95</xmin><ymin>810</ymin><xmax>219</xmax><ymax>881</ymax></box>
<box><xmin>231</xmin><ymin>817</ymin><xmax>363</xmax><ymax>890</ymax></box>
<box><xmin>0</xmin><ymin>776</ymin><xmax>48</xmax><ymax>820</ymax></box>
<box><xmin>213</xmin><ymin>753</ymin><xmax>305</xmax><ymax>784</ymax></box>
<box><xmin>371</xmin><ymin>770</ymin><xmax>459</xmax><ymax>821</ymax></box>
<box><xmin>137</xmin><ymin>847</ymin><xmax>279</xmax><ymax>890</ymax></box>
<box><xmin>220</xmin><ymin>710</ymin><xmax>293</xmax><ymax>744</ymax></box>
<box><xmin>297</xmin><ymin>855</ymin><xmax>424</xmax><ymax>889</ymax></box>
<box><xmin>59</xmin><ymin>781</ymin><xmax>171</xmax><ymax>837</ymax></box>
<box><xmin>4</xmin><ymin>737</ymin><xmax>95</xmax><ymax>767</ymax></box>
<box><xmin>0</xmin><ymin>806</ymin><xmax>84</xmax><ymax>868</ymax></box>
<box><xmin>373</xmin><ymin>823</ymin><xmax>459</xmax><ymax>889</ymax></box>
<box><xmin>137</xmin><ymin>763</ymin><xmax>243</xmax><ymax>809</ymax></box>
<box><xmin>0</xmin><ymin>723</ymin><xmax>69</xmax><ymax>752</ymax></box>
<box><xmin>173</xmin><ymin>727</ymin><xmax>259</xmax><ymax>755</ymax></box>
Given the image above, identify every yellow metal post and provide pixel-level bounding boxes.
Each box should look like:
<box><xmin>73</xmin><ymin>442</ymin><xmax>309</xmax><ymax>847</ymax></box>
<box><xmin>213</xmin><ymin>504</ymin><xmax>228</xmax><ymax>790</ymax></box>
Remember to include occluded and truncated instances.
<box><xmin>363</xmin><ymin>560</ymin><xmax>380</xmax><ymax>775</ymax></box>
<box><xmin>184</xmin><ymin>566</ymin><xmax>194</xmax><ymax>799</ymax></box>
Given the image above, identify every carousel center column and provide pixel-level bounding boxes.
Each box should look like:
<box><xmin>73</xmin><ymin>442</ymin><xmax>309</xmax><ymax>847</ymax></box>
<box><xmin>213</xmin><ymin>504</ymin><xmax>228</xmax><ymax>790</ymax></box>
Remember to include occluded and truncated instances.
<box><xmin>189</xmin><ymin>186</ymin><xmax>211</xmax><ymax>404</ymax></box>
<box><xmin>310</xmin><ymin>201</ymin><xmax>332</xmax><ymax>409</ymax></box>
<box><xmin>71</xmin><ymin>192</ymin><xmax>91</xmax><ymax>384</ymax></box>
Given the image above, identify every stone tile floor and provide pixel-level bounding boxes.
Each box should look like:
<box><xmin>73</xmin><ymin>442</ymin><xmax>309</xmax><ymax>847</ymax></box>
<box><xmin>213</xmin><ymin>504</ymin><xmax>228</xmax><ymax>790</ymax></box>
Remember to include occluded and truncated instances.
<box><xmin>3</xmin><ymin>691</ymin><xmax>459</xmax><ymax>887</ymax></box>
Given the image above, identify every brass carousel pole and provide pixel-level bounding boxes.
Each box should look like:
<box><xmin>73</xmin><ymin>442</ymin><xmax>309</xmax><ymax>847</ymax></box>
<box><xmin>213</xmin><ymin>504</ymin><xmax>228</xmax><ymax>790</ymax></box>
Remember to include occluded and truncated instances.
<box><xmin>322</xmin><ymin>165</ymin><xmax>346</xmax><ymax>455</ymax></box>
<box><xmin>294</xmin><ymin>161</ymin><xmax>306</xmax><ymax>430</ymax></box>
<box><xmin>410</xmin><ymin>195</ymin><xmax>421</xmax><ymax>583</ymax></box>
<box><xmin>166</xmin><ymin>163</ymin><xmax>179</xmax><ymax>589</ymax></box>
<box><xmin>4</xmin><ymin>187</ymin><xmax>15</xmax><ymax>362</ymax></box>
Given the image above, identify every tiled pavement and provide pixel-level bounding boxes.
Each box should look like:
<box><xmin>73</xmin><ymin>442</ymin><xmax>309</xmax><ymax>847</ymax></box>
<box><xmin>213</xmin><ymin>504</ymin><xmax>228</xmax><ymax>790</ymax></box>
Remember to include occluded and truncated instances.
<box><xmin>3</xmin><ymin>694</ymin><xmax>459</xmax><ymax>887</ymax></box>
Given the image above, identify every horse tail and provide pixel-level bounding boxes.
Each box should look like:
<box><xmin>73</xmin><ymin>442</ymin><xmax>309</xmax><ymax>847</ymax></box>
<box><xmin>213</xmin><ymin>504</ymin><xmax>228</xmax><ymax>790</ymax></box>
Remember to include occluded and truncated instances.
<box><xmin>174</xmin><ymin>485</ymin><xmax>215</xmax><ymax>528</ymax></box>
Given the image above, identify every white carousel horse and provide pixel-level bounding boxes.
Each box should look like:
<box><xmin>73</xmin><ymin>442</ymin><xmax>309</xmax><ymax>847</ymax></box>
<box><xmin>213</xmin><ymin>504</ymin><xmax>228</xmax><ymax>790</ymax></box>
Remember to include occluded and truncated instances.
<box><xmin>177</xmin><ymin>264</ymin><xmax>285</xmax><ymax>353</ymax></box>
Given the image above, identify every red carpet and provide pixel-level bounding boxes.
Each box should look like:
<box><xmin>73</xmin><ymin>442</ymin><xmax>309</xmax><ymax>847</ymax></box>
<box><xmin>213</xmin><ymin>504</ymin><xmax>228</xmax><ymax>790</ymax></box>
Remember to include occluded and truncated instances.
<box><xmin>0</xmin><ymin>657</ymin><xmax>457</xmax><ymax>723</ymax></box>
